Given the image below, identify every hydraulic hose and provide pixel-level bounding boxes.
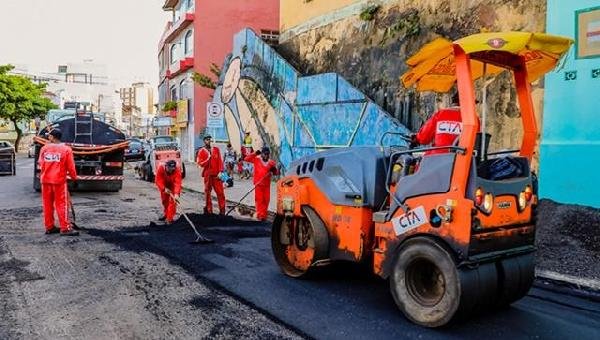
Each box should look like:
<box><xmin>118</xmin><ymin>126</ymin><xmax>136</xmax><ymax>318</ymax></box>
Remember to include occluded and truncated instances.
<box><xmin>33</xmin><ymin>136</ymin><xmax>129</xmax><ymax>155</ymax></box>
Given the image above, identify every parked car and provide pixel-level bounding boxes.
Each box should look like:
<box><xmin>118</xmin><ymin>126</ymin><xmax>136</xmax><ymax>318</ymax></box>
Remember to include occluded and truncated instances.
<box><xmin>0</xmin><ymin>141</ymin><xmax>16</xmax><ymax>176</ymax></box>
<box><xmin>124</xmin><ymin>138</ymin><xmax>146</xmax><ymax>162</ymax></box>
<box><xmin>149</xmin><ymin>135</ymin><xmax>178</xmax><ymax>149</ymax></box>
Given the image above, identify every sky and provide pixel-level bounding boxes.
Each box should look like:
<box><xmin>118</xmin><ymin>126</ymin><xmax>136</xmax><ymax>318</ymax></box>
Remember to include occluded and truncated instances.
<box><xmin>0</xmin><ymin>0</ymin><xmax>169</xmax><ymax>88</ymax></box>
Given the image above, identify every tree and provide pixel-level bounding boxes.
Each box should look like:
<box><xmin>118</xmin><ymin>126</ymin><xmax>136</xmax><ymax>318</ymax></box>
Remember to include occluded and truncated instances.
<box><xmin>0</xmin><ymin>65</ymin><xmax>57</xmax><ymax>152</ymax></box>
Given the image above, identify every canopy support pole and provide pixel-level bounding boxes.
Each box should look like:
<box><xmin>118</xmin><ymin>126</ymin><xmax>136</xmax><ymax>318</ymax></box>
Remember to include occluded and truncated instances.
<box><xmin>481</xmin><ymin>64</ymin><xmax>487</xmax><ymax>162</ymax></box>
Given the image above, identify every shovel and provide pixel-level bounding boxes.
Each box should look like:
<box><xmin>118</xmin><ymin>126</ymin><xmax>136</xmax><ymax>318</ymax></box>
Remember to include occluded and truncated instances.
<box><xmin>169</xmin><ymin>192</ymin><xmax>214</xmax><ymax>244</ymax></box>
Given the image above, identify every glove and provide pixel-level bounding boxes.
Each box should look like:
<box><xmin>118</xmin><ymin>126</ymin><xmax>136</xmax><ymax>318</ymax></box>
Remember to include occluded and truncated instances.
<box><xmin>173</xmin><ymin>194</ymin><xmax>180</xmax><ymax>202</ymax></box>
<box><xmin>164</xmin><ymin>188</ymin><xmax>171</xmax><ymax>194</ymax></box>
<box><xmin>255</xmin><ymin>150</ymin><xmax>262</xmax><ymax>155</ymax></box>
<box><xmin>270</xmin><ymin>166</ymin><xmax>277</xmax><ymax>174</ymax></box>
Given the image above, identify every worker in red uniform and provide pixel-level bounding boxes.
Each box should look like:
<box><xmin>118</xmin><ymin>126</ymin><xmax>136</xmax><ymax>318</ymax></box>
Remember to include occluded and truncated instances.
<box><xmin>38</xmin><ymin>129</ymin><xmax>79</xmax><ymax>236</ymax></box>
<box><xmin>196</xmin><ymin>135</ymin><xmax>226</xmax><ymax>215</ymax></box>
<box><xmin>412</xmin><ymin>93</ymin><xmax>471</xmax><ymax>155</ymax></box>
<box><xmin>245</xmin><ymin>146</ymin><xmax>279</xmax><ymax>221</ymax></box>
<box><xmin>155</xmin><ymin>160</ymin><xmax>182</xmax><ymax>224</ymax></box>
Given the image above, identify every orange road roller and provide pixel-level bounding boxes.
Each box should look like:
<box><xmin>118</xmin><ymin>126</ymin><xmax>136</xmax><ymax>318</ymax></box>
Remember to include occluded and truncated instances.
<box><xmin>271</xmin><ymin>32</ymin><xmax>572</xmax><ymax>327</ymax></box>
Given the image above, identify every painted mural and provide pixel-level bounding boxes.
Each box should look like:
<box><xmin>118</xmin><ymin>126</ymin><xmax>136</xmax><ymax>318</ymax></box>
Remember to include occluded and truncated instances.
<box><xmin>209</xmin><ymin>28</ymin><xmax>409</xmax><ymax>170</ymax></box>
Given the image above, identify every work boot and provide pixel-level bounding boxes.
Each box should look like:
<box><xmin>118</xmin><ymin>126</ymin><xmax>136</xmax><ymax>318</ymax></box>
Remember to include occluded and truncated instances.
<box><xmin>60</xmin><ymin>228</ymin><xmax>79</xmax><ymax>236</ymax></box>
<box><xmin>158</xmin><ymin>215</ymin><xmax>166</xmax><ymax>222</ymax></box>
<box><xmin>203</xmin><ymin>207</ymin><xmax>213</xmax><ymax>215</ymax></box>
<box><xmin>45</xmin><ymin>227</ymin><xmax>60</xmax><ymax>235</ymax></box>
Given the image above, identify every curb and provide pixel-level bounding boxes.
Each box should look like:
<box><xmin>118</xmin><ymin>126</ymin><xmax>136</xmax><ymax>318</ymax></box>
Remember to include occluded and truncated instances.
<box><xmin>535</xmin><ymin>269</ymin><xmax>600</xmax><ymax>303</ymax></box>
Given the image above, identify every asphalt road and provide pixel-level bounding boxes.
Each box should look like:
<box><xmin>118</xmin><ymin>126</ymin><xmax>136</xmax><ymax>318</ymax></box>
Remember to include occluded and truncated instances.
<box><xmin>1</xmin><ymin>156</ymin><xmax>599</xmax><ymax>339</ymax></box>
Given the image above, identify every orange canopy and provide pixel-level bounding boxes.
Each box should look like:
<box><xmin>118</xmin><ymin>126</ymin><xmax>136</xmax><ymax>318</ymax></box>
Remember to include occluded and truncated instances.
<box><xmin>401</xmin><ymin>32</ymin><xmax>573</xmax><ymax>93</ymax></box>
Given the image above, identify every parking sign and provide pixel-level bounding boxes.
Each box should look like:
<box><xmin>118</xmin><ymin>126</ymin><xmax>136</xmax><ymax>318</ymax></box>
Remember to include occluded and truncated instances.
<box><xmin>206</xmin><ymin>102</ymin><xmax>224</xmax><ymax>128</ymax></box>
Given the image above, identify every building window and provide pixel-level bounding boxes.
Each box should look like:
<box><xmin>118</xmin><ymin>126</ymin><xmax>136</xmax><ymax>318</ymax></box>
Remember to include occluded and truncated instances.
<box><xmin>179</xmin><ymin>79</ymin><xmax>187</xmax><ymax>99</ymax></box>
<box><xmin>260</xmin><ymin>30</ymin><xmax>280</xmax><ymax>46</ymax></box>
<box><xmin>170</xmin><ymin>86</ymin><xmax>178</xmax><ymax>101</ymax></box>
<box><xmin>170</xmin><ymin>44</ymin><xmax>178</xmax><ymax>64</ymax></box>
<box><xmin>58</xmin><ymin>65</ymin><xmax>68</xmax><ymax>73</ymax></box>
<box><xmin>159</xmin><ymin>51</ymin><xmax>164</xmax><ymax>70</ymax></box>
<box><xmin>185</xmin><ymin>0</ymin><xmax>194</xmax><ymax>11</ymax></box>
<box><xmin>184</xmin><ymin>30</ymin><xmax>193</xmax><ymax>55</ymax></box>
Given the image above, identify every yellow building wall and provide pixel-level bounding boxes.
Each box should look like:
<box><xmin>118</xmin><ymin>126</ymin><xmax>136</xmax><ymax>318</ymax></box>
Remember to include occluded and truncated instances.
<box><xmin>280</xmin><ymin>0</ymin><xmax>361</xmax><ymax>32</ymax></box>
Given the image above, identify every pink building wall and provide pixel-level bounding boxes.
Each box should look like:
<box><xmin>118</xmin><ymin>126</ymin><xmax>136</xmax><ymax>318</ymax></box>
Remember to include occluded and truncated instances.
<box><xmin>193</xmin><ymin>0</ymin><xmax>279</xmax><ymax>140</ymax></box>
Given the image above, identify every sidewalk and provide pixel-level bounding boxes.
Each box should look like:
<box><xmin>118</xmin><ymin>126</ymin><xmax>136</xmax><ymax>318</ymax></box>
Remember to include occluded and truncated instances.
<box><xmin>182</xmin><ymin>162</ymin><xmax>277</xmax><ymax>212</ymax></box>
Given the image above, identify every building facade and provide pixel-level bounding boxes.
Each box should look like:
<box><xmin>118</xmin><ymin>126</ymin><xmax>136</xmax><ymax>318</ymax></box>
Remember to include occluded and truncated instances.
<box><xmin>157</xmin><ymin>0</ymin><xmax>279</xmax><ymax>161</ymax></box>
<box><xmin>15</xmin><ymin>61</ymin><xmax>120</xmax><ymax>120</ymax></box>
<box><xmin>119</xmin><ymin>82</ymin><xmax>156</xmax><ymax>138</ymax></box>
<box><xmin>542</xmin><ymin>0</ymin><xmax>600</xmax><ymax>208</ymax></box>
<box><xmin>2</xmin><ymin>61</ymin><xmax>121</xmax><ymax>146</ymax></box>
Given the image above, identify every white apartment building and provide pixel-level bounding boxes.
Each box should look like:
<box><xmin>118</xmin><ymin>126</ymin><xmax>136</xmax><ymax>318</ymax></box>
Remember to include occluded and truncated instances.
<box><xmin>158</xmin><ymin>0</ymin><xmax>195</xmax><ymax>161</ymax></box>
<box><xmin>12</xmin><ymin>61</ymin><xmax>120</xmax><ymax>126</ymax></box>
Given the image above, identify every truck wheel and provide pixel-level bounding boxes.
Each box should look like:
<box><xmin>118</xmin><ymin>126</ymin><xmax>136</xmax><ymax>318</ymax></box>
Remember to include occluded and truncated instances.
<box><xmin>390</xmin><ymin>237</ymin><xmax>460</xmax><ymax>328</ymax></box>
<box><xmin>271</xmin><ymin>206</ymin><xmax>329</xmax><ymax>278</ymax></box>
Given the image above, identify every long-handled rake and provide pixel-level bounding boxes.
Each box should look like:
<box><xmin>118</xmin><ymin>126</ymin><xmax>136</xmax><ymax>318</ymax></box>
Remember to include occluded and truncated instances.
<box><xmin>169</xmin><ymin>192</ymin><xmax>214</xmax><ymax>244</ymax></box>
<box><xmin>67</xmin><ymin>191</ymin><xmax>82</xmax><ymax>230</ymax></box>
<box><xmin>225</xmin><ymin>172</ymin><xmax>271</xmax><ymax>216</ymax></box>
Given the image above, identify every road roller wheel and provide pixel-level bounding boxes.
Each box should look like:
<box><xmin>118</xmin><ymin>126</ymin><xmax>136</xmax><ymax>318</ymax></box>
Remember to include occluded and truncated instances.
<box><xmin>390</xmin><ymin>237</ymin><xmax>460</xmax><ymax>327</ymax></box>
<box><xmin>271</xmin><ymin>206</ymin><xmax>329</xmax><ymax>278</ymax></box>
<box><xmin>496</xmin><ymin>253</ymin><xmax>535</xmax><ymax>306</ymax></box>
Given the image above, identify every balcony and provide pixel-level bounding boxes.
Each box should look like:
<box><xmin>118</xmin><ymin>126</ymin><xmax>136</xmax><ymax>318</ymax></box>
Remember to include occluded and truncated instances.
<box><xmin>158</xmin><ymin>13</ymin><xmax>194</xmax><ymax>51</ymax></box>
<box><xmin>168</xmin><ymin>57</ymin><xmax>194</xmax><ymax>79</ymax></box>
<box><xmin>157</xmin><ymin>21</ymin><xmax>173</xmax><ymax>52</ymax></box>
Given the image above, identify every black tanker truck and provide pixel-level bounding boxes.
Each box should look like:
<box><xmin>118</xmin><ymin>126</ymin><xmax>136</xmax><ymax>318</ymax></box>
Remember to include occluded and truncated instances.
<box><xmin>33</xmin><ymin>108</ymin><xmax>128</xmax><ymax>192</ymax></box>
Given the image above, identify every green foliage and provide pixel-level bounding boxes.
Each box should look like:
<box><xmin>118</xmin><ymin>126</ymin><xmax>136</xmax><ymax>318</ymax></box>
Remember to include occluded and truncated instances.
<box><xmin>360</xmin><ymin>5</ymin><xmax>380</xmax><ymax>21</ymax></box>
<box><xmin>192</xmin><ymin>72</ymin><xmax>216</xmax><ymax>90</ymax></box>
<box><xmin>0</xmin><ymin>64</ymin><xmax>57</xmax><ymax>151</ymax></box>
<box><xmin>379</xmin><ymin>11</ymin><xmax>421</xmax><ymax>46</ymax></box>
<box><xmin>192</xmin><ymin>63</ymin><xmax>222</xmax><ymax>90</ymax></box>
<box><xmin>209</xmin><ymin>63</ymin><xmax>222</xmax><ymax>78</ymax></box>
<box><xmin>161</xmin><ymin>100</ymin><xmax>178</xmax><ymax>112</ymax></box>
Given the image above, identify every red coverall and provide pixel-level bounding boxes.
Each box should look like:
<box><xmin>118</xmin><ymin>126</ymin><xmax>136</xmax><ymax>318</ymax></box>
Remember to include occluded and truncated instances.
<box><xmin>155</xmin><ymin>164</ymin><xmax>182</xmax><ymax>223</ymax></box>
<box><xmin>196</xmin><ymin>146</ymin><xmax>226</xmax><ymax>214</ymax></box>
<box><xmin>415</xmin><ymin>107</ymin><xmax>465</xmax><ymax>155</ymax></box>
<box><xmin>245</xmin><ymin>153</ymin><xmax>278</xmax><ymax>220</ymax></box>
<box><xmin>38</xmin><ymin>143</ymin><xmax>77</xmax><ymax>232</ymax></box>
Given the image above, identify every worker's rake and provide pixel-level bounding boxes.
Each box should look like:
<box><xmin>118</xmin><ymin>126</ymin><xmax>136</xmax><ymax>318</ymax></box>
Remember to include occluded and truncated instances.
<box><xmin>170</xmin><ymin>193</ymin><xmax>214</xmax><ymax>244</ymax></box>
<box><xmin>225</xmin><ymin>172</ymin><xmax>272</xmax><ymax>216</ymax></box>
<box><xmin>67</xmin><ymin>191</ymin><xmax>83</xmax><ymax>230</ymax></box>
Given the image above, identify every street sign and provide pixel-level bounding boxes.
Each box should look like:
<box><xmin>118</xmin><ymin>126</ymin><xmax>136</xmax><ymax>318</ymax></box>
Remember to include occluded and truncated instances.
<box><xmin>152</xmin><ymin>116</ymin><xmax>172</xmax><ymax>128</ymax></box>
<box><xmin>206</xmin><ymin>102</ymin><xmax>224</xmax><ymax>128</ymax></box>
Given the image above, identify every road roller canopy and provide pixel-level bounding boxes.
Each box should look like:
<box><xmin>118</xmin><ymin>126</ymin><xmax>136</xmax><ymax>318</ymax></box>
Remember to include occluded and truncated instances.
<box><xmin>401</xmin><ymin>32</ymin><xmax>573</xmax><ymax>93</ymax></box>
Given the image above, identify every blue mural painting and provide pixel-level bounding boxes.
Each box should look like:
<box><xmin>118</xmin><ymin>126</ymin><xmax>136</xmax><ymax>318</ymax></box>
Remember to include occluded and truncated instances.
<box><xmin>211</xmin><ymin>28</ymin><xmax>410</xmax><ymax>170</ymax></box>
